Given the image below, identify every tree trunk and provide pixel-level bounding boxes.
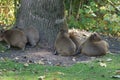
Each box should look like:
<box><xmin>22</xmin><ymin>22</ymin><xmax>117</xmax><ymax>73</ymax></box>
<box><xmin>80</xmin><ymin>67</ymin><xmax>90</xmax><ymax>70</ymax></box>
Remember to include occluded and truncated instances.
<box><xmin>15</xmin><ymin>0</ymin><xmax>68</xmax><ymax>49</ymax></box>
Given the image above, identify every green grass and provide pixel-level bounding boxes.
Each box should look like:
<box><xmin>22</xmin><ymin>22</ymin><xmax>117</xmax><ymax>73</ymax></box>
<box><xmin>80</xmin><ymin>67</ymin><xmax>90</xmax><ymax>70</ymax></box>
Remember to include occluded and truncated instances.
<box><xmin>0</xmin><ymin>54</ymin><xmax>120</xmax><ymax>80</ymax></box>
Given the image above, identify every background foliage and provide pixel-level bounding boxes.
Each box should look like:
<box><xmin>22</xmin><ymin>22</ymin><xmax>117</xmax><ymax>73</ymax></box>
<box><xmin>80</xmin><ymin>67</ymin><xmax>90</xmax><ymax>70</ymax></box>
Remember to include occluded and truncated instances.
<box><xmin>0</xmin><ymin>0</ymin><xmax>19</xmax><ymax>29</ymax></box>
<box><xmin>65</xmin><ymin>0</ymin><xmax>120</xmax><ymax>36</ymax></box>
<box><xmin>0</xmin><ymin>0</ymin><xmax>120</xmax><ymax>36</ymax></box>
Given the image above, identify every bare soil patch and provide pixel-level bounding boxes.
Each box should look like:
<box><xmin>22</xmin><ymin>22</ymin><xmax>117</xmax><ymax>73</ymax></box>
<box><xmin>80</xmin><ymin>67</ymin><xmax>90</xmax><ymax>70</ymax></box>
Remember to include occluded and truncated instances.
<box><xmin>0</xmin><ymin>31</ymin><xmax>120</xmax><ymax>66</ymax></box>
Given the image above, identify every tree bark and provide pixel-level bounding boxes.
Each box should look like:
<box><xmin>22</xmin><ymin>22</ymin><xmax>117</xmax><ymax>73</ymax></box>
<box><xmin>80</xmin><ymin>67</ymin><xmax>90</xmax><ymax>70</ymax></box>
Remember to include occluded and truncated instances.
<box><xmin>15</xmin><ymin>0</ymin><xmax>68</xmax><ymax>49</ymax></box>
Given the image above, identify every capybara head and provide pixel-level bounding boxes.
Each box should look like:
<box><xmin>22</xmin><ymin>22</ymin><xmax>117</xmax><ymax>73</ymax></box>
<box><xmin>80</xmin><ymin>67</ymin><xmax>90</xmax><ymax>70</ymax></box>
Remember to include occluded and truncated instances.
<box><xmin>89</xmin><ymin>32</ymin><xmax>102</xmax><ymax>42</ymax></box>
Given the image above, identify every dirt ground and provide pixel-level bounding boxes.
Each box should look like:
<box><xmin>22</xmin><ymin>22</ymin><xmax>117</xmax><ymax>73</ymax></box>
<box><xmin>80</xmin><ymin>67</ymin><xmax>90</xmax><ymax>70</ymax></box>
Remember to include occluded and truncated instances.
<box><xmin>0</xmin><ymin>31</ymin><xmax>120</xmax><ymax>66</ymax></box>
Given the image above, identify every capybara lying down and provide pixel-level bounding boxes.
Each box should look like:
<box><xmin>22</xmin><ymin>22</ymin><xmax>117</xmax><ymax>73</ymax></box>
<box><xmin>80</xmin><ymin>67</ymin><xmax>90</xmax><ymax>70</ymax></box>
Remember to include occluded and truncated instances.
<box><xmin>16</xmin><ymin>27</ymin><xmax>40</xmax><ymax>47</ymax></box>
<box><xmin>0</xmin><ymin>29</ymin><xmax>27</xmax><ymax>50</ymax></box>
<box><xmin>54</xmin><ymin>29</ymin><xmax>76</xmax><ymax>56</ymax></box>
<box><xmin>81</xmin><ymin>33</ymin><xmax>109</xmax><ymax>56</ymax></box>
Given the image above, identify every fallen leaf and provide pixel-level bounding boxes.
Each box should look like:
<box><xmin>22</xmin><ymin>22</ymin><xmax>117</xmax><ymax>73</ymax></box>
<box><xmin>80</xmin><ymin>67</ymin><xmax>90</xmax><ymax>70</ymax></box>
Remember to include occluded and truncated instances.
<box><xmin>38</xmin><ymin>60</ymin><xmax>45</xmax><ymax>65</ymax></box>
<box><xmin>48</xmin><ymin>61</ymin><xmax>52</xmax><ymax>65</ymax></box>
<box><xmin>0</xmin><ymin>57</ymin><xmax>5</xmax><ymax>61</ymax></box>
<box><xmin>99</xmin><ymin>62</ymin><xmax>107</xmax><ymax>67</ymax></box>
<box><xmin>24</xmin><ymin>63</ymin><xmax>29</xmax><ymax>67</ymax></box>
<box><xmin>111</xmin><ymin>75</ymin><xmax>120</xmax><ymax>79</ymax></box>
<box><xmin>55</xmin><ymin>62</ymin><xmax>62</xmax><ymax>66</ymax></box>
<box><xmin>14</xmin><ymin>57</ymin><xmax>19</xmax><ymax>60</ymax></box>
<box><xmin>3</xmin><ymin>69</ymin><xmax>7</xmax><ymax>71</ymax></box>
<box><xmin>56</xmin><ymin>72</ymin><xmax>65</xmax><ymax>75</ymax></box>
<box><xmin>38</xmin><ymin>75</ymin><xmax>45</xmax><ymax>80</ymax></box>
<box><xmin>106</xmin><ymin>58</ymin><xmax>112</xmax><ymax>62</ymax></box>
<box><xmin>12</xmin><ymin>68</ymin><xmax>17</xmax><ymax>72</ymax></box>
<box><xmin>72</xmin><ymin>57</ymin><xmax>76</xmax><ymax>62</ymax></box>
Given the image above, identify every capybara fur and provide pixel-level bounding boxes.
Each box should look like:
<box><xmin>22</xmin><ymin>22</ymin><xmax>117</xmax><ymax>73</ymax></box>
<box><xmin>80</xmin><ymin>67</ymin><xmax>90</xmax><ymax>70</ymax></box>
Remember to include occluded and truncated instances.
<box><xmin>0</xmin><ymin>29</ymin><xmax>27</xmax><ymax>50</ymax></box>
<box><xmin>81</xmin><ymin>33</ymin><xmax>109</xmax><ymax>56</ymax></box>
<box><xmin>69</xmin><ymin>31</ymin><xmax>83</xmax><ymax>54</ymax></box>
<box><xmin>16</xmin><ymin>27</ymin><xmax>40</xmax><ymax>47</ymax></box>
<box><xmin>54</xmin><ymin>29</ymin><xmax>76</xmax><ymax>56</ymax></box>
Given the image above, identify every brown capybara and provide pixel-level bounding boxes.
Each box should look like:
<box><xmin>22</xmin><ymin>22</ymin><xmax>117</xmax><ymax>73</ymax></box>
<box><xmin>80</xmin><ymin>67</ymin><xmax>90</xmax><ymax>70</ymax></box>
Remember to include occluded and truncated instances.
<box><xmin>69</xmin><ymin>31</ymin><xmax>83</xmax><ymax>54</ymax></box>
<box><xmin>0</xmin><ymin>29</ymin><xmax>27</xmax><ymax>50</ymax></box>
<box><xmin>54</xmin><ymin>29</ymin><xmax>76</xmax><ymax>56</ymax></box>
<box><xmin>81</xmin><ymin>32</ymin><xmax>109</xmax><ymax>56</ymax></box>
<box><xmin>16</xmin><ymin>27</ymin><xmax>40</xmax><ymax>47</ymax></box>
